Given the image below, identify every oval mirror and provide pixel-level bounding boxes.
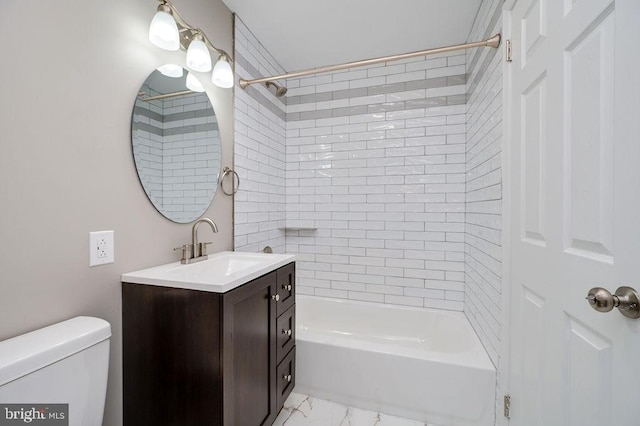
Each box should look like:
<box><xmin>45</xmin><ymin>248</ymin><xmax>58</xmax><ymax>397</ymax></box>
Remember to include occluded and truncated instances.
<box><xmin>131</xmin><ymin>65</ymin><xmax>221</xmax><ymax>223</ymax></box>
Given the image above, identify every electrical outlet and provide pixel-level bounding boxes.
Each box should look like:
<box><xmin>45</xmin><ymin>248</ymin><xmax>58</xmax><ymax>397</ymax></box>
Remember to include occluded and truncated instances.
<box><xmin>90</xmin><ymin>231</ymin><xmax>114</xmax><ymax>266</ymax></box>
<box><xmin>97</xmin><ymin>237</ymin><xmax>108</xmax><ymax>258</ymax></box>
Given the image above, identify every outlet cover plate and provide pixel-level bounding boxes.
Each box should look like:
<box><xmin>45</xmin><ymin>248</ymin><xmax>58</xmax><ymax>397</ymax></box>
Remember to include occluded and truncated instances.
<box><xmin>90</xmin><ymin>230</ymin><xmax>114</xmax><ymax>266</ymax></box>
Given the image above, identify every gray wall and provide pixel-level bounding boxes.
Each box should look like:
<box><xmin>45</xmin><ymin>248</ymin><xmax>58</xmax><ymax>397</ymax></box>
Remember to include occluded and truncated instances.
<box><xmin>0</xmin><ymin>1</ymin><xmax>234</xmax><ymax>425</ymax></box>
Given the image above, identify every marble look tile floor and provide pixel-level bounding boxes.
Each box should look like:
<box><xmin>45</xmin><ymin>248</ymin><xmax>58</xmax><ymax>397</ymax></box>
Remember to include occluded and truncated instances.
<box><xmin>273</xmin><ymin>393</ymin><xmax>437</xmax><ymax>426</ymax></box>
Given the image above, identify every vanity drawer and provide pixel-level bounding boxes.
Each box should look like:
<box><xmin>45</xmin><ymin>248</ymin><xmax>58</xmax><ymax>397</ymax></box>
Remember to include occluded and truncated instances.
<box><xmin>276</xmin><ymin>263</ymin><xmax>295</xmax><ymax>316</ymax></box>
<box><xmin>276</xmin><ymin>305</ymin><xmax>295</xmax><ymax>364</ymax></box>
<box><xmin>276</xmin><ymin>347</ymin><xmax>296</xmax><ymax>409</ymax></box>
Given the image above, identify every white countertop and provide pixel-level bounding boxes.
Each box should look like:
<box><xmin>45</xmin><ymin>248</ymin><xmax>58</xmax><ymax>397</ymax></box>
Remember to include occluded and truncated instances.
<box><xmin>121</xmin><ymin>251</ymin><xmax>296</xmax><ymax>293</ymax></box>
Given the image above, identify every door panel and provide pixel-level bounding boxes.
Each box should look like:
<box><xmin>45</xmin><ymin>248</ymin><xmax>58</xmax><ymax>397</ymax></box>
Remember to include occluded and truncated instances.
<box><xmin>521</xmin><ymin>0</ymin><xmax>546</xmax><ymax>65</ymax></box>
<box><xmin>520</xmin><ymin>287</ymin><xmax>546</xmax><ymax>425</ymax></box>
<box><xmin>564</xmin><ymin>7</ymin><xmax>615</xmax><ymax>261</ymax></box>
<box><xmin>508</xmin><ymin>0</ymin><xmax>640</xmax><ymax>424</ymax></box>
<box><xmin>565</xmin><ymin>315</ymin><xmax>612</xmax><ymax>426</ymax></box>
<box><xmin>521</xmin><ymin>72</ymin><xmax>547</xmax><ymax>245</ymax></box>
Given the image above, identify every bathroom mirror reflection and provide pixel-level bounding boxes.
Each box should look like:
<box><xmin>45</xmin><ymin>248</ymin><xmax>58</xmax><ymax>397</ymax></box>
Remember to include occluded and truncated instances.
<box><xmin>131</xmin><ymin>66</ymin><xmax>221</xmax><ymax>223</ymax></box>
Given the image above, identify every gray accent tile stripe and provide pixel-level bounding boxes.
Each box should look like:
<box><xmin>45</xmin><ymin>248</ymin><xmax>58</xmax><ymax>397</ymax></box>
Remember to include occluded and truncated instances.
<box><xmin>133</xmin><ymin>106</ymin><xmax>214</xmax><ymax>124</ymax></box>
<box><xmin>466</xmin><ymin>46</ymin><xmax>498</xmax><ymax>101</ymax></box>
<box><xmin>299</xmin><ymin>109</ymin><xmax>333</xmax><ymax>120</ymax></box>
<box><xmin>235</xmin><ymin>53</ymin><xmax>264</xmax><ymax>92</ymax></box>
<box><xmin>133</xmin><ymin>104</ymin><xmax>218</xmax><ymax>136</ymax></box>
<box><xmin>286</xmin><ymin>94</ymin><xmax>465</xmax><ymax>122</ymax></box>
<box><xmin>300</xmin><ymin>92</ymin><xmax>332</xmax><ymax>104</ymax></box>
<box><xmin>132</xmin><ymin>121</ymin><xmax>163</xmax><ymax>137</ymax></box>
<box><xmin>285</xmin><ymin>74</ymin><xmax>466</xmax><ymax>106</ymax></box>
<box><xmin>133</xmin><ymin>105</ymin><xmax>163</xmax><ymax>123</ymax></box>
<box><xmin>165</xmin><ymin>123</ymin><xmax>218</xmax><ymax>135</ymax></box>
<box><xmin>236</xmin><ymin>12</ymin><xmax>468</xmax><ymax>125</ymax></box>
<box><xmin>235</xmin><ymin>51</ymin><xmax>287</xmax><ymax>122</ymax></box>
<box><xmin>336</xmin><ymin>87</ymin><xmax>368</xmax><ymax>99</ymax></box>
<box><xmin>132</xmin><ymin>119</ymin><xmax>218</xmax><ymax>136</ymax></box>
<box><xmin>368</xmin><ymin>82</ymin><xmax>407</xmax><ymax>95</ymax></box>
<box><xmin>164</xmin><ymin>108</ymin><xmax>213</xmax><ymax>123</ymax></box>
<box><xmin>448</xmin><ymin>94</ymin><xmax>466</xmax><ymax>105</ymax></box>
<box><xmin>331</xmin><ymin>105</ymin><xmax>369</xmax><ymax>117</ymax></box>
<box><xmin>466</xmin><ymin>2</ymin><xmax>502</xmax><ymax>83</ymax></box>
<box><xmin>234</xmin><ymin>14</ymin><xmax>287</xmax><ymax>112</ymax></box>
<box><xmin>244</xmin><ymin>85</ymin><xmax>287</xmax><ymax>121</ymax></box>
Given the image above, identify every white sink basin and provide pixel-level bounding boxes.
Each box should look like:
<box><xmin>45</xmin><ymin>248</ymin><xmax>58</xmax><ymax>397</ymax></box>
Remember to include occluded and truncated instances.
<box><xmin>121</xmin><ymin>251</ymin><xmax>295</xmax><ymax>293</ymax></box>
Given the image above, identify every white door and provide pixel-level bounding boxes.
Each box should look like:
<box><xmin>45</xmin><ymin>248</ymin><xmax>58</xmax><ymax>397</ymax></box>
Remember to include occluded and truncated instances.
<box><xmin>507</xmin><ymin>0</ymin><xmax>640</xmax><ymax>424</ymax></box>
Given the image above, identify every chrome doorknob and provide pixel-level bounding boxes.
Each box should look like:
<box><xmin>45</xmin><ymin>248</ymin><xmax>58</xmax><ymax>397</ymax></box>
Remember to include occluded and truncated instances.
<box><xmin>586</xmin><ymin>286</ymin><xmax>640</xmax><ymax>319</ymax></box>
<box><xmin>586</xmin><ymin>288</ymin><xmax>616</xmax><ymax>312</ymax></box>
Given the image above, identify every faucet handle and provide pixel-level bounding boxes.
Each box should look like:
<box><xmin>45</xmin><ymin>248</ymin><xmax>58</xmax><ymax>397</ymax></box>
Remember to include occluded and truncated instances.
<box><xmin>173</xmin><ymin>244</ymin><xmax>192</xmax><ymax>263</ymax></box>
<box><xmin>199</xmin><ymin>242</ymin><xmax>213</xmax><ymax>256</ymax></box>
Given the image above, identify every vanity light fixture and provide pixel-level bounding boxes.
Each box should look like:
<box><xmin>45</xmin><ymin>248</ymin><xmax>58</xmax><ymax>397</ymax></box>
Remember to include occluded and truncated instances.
<box><xmin>148</xmin><ymin>0</ymin><xmax>234</xmax><ymax>89</ymax></box>
<box><xmin>186</xmin><ymin>33</ymin><xmax>212</xmax><ymax>72</ymax></box>
<box><xmin>186</xmin><ymin>72</ymin><xmax>205</xmax><ymax>93</ymax></box>
<box><xmin>148</xmin><ymin>5</ymin><xmax>180</xmax><ymax>51</ymax></box>
<box><xmin>211</xmin><ymin>55</ymin><xmax>234</xmax><ymax>88</ymax></box>
<box><xmin>157</xmin><ymin>63</ymin><xmax>183</xmax><ymax>78</ymax></box>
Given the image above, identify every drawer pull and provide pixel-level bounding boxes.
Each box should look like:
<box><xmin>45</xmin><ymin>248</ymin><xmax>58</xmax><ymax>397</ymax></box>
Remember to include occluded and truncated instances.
<box><xmin>272</xmin><ymin>294</ymin><xmax>280</xmax><ymax>302</ymax></box>
<box><xmin>282</xmin><ymin>374</ymin><xmax>292</xmax><ymax>382</ymax></box>
<box><xmin>283</xmin><ymin>284</ymin><xmax>292</xmax><ymax>291</ymax></box>
<box><xmin>282</xmin><ymin>329</ymin><xmax>292</xmax><ymax>336</ymax></box>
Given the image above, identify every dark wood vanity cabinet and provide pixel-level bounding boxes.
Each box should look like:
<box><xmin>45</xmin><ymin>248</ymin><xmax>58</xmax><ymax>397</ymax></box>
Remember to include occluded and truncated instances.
<box><xmin>122</xmin><ymin>262</ymin><xmax>296</xmax><ymax>426</ymax></box>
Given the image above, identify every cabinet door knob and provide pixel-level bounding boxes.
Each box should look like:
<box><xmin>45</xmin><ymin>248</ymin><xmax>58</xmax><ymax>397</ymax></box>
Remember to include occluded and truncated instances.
<box><xmin>282</xmin><ymin>374</ymin><xmax>292</xmax><ymax>382</ymax></box>
<box><xmin>282</xmin><ymin>329</ymin><xmax>292</xmax><ymax>336</ymax></box>
<box><xmin>283</xmin><ymin>284</ymin><xmax>292</xmax><ymax>291</ymax></box>
<box><xmin>272</xmin><ymin>294</ymin><xmax>280</xmax><ymax>302</ymax></box>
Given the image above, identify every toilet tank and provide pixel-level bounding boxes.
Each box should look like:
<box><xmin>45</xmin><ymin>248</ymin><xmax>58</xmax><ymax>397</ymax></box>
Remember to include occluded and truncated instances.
<box><xmin>0</xmin><ymin>317</ymin><xmax>111</xmax><ymax>426</ymax></box>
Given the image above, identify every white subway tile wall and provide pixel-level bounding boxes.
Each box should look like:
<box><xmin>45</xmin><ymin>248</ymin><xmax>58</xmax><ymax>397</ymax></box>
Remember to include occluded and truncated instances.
<box><xmin>132</xmin><ymin>86</ymin><xmax>221</xmax><ymax>222</ymax></box>
<box><xmin>283</xmin><ymin>53</ymin><xmax>468</xmax><ymax>309</ymax></box>
<box><xmin>132</xmin><ymin>88</ymin><xmax>164</xmax><ymax>208</ymax></box>
<box><xmin>234</xmin><ymin>6</ymin><xmax>503</xmax><ymax>315</ymax></box>
<box><xmin>234</xmin><ymin>3</ymin><xmax>505</xmax><ymax>420</ymax></box>
<box><xmin>465</xmin><ymin>0</ymin><xmax>503</xmax><ymax>369</ymax></box>
<box><xmin>162</xmin><ymin>94</ymin><xmax>221</xmax><ymax>222</ymax></box>
<box><xmin>465</xmin><ymin>0</ymin><xmax>504</xmax><ymax>423</ymax></box>
<box><xmin>234</xmin><ymin>17</ymin><xmax>287</xmax><ymax>253</ymax></box>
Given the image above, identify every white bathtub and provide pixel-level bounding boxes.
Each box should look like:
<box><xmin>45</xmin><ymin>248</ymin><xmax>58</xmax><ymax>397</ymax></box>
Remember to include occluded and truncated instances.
<box><xmin>295</xmin><ymin>296</ymin><xmax>496</xmax><ymax>426</ymax></box>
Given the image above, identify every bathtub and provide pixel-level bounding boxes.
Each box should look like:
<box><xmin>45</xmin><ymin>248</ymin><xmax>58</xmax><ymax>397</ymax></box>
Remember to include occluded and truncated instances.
<box><xmin>295</xmin><ymin>296</ymin><xmax>496</xmax><ymax>426</ymax></box>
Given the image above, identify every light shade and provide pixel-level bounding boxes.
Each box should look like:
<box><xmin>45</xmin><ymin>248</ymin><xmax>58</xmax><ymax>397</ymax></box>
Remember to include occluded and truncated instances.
<box><xmin>149</xmin><ymin>10</ymin><xmax>179</xmax><ymax>51</ymax></box>
<box><xmin>212</xmin><ymin>57</ymin><xmax>234</xmax><ymax>88</ymax></box>
<box><xmin>157</xmin><ymin>64</ymin><xmax>183</xmax><ymax>78</ymax></box>
<box><xmin>186</xmin><ymin>37</ymin><xmax>212</xmax><ymax>72</ymax></box>
<box><xmin>186</xmin><ymin>73</ymin><xmax>205</xmax><ymax>93</ymax></box>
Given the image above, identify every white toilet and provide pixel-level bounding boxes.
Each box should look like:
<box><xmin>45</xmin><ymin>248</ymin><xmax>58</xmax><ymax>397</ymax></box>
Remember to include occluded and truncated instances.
<box><xmin>0</xmin><ymin>316</ymin><xmax>111</xmax><ymax>425</ymax></box>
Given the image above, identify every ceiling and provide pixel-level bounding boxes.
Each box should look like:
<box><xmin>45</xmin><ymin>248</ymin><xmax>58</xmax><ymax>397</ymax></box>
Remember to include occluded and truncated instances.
<box><xmin>222</xmin><ymin>0</ymin><xmax>483</xmax><ymax>72</ymax></box>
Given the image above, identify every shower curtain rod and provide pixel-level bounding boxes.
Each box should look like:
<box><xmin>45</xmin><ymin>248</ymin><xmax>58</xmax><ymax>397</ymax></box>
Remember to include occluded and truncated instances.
<box><xmin>239</xmin><ymin>33</ymin><xmax>501</xmax><ymax>89</ymax></box>
<box><xmin>138</xmin><ymin>90</ymin><xmax>195</xmax><ymax>102</ymax></box>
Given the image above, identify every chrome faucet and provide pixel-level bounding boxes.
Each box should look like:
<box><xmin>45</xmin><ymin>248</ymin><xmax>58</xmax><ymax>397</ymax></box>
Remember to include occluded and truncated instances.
<box><xmin>173</xmin><ymin>218</ymin><xmax>218</xmax><ymax>264</ymax></box>
<box><xmin>192</xmin><ymin>218</ymin><xmax>218</xmax><ymax>258</ymax></box>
